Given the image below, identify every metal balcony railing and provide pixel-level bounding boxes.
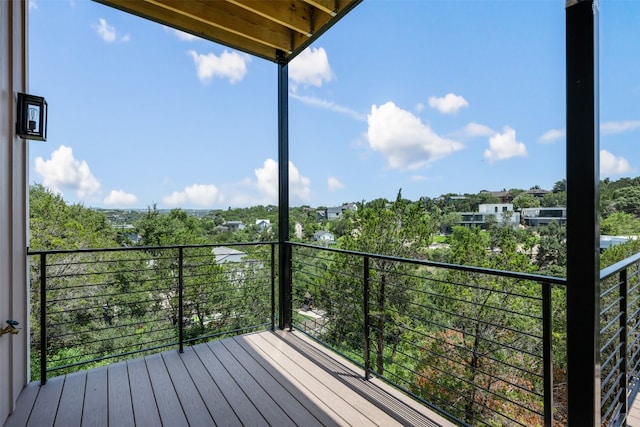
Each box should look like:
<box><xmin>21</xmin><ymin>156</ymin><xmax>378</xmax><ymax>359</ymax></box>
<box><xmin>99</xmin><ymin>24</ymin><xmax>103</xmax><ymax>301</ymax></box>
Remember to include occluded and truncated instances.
<box><xmin>28</xmin><ymin>243</ymin><xmax>277</xmax><ymax>383</ymax></box>
<box><xmin>27</xmin><ymin>242</ymin><xmax>640</xmax><ymax>427</ymax></box>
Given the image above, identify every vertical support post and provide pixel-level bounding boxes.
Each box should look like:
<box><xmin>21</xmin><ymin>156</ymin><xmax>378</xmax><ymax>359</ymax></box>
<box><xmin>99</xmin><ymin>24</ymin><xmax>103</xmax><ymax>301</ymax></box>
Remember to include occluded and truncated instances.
<box><xmin>178</xmin><ymin>247</ymin><xmax>184</xmax><ymax>353</ymax></box>
<box><xmin>40</xmin><ymin>253</ymin><xmax>47</xmax><ymax>385</ymax></box>
<box><xmin>619</xmin><ymin>269</ymin><xmax>629</xmax><ymax>421</ymax></box>
<box><xmin>363</xmin><ymin>256</ymin><xmax>371</xmax><ymax>380</ymax></box>
<box><xmin>271</xmin><ymin>243</ymin><xmax>275</xmax><ymax>331</ymax></box>
<box><xmin>542</xmin><ymin>283</ymin><xmax>554</xmax><ymax>427</ymax></box>
<box><xmin>565</xmin><ymin>1</ymin><xmax>600</xmax><ymax>425</ymax></box>
<box><xmin>277</xmin><ymin>50</ymin><xmax>291</xmax><ymax>330</ymax></box>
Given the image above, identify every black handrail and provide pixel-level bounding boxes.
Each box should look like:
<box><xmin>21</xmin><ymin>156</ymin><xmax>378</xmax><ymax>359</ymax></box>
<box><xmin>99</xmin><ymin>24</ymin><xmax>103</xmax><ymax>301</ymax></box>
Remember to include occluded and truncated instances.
<box><xmin>28</xmin><ymin>241</ymin><xmax>640</xmax><ymax>427</ymax></box>
<box><xmin>31</xmin><ymin>242</ymin><xmax>276</xmax><ymax>383</ymax></box>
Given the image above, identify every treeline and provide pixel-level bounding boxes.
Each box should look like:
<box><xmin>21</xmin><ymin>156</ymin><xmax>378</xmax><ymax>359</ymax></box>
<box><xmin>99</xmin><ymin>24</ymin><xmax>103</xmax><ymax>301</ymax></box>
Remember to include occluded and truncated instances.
<box><xmin>28</xmin><ymin>178</ymin><xmax>640</xmax><ymax>427</ymax></box>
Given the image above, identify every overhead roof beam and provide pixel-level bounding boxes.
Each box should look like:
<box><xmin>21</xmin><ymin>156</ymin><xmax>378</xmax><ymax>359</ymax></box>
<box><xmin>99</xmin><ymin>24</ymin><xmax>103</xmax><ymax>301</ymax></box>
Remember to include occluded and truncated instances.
<box><xmin>302</xmin><ymin>0</ymin><xmax>337</xmax><ymax>16</ymax></box>
<box><xmin>148</xmin><ymin>0</ymin><xmax>294</xmax><ymax>52</ymax></box>
<box><xmin>227</xmin><ymin>0</ymin><xmax>315</xmax><ymax>37</ymax></box>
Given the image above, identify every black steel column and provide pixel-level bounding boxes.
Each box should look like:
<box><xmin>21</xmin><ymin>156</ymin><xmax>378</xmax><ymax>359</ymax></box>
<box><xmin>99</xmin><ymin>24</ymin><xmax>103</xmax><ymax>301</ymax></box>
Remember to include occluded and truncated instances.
<box><xmin>565</xmin><ymin>1</ymin><xmax>600</xmax><ymax>425</ymax></box>
<box><xmin>277</xmin><ymin>50</ymin><xmax>291</xmax><ymax>330</ymax></box>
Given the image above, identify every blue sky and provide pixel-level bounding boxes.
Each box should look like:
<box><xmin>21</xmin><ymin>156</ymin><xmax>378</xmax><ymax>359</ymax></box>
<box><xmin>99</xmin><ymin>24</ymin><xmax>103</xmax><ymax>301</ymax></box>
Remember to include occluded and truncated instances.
<box><xmin>28</xmin><ymin>0</ymin><xmax>640</xmax><ymax>209</ymax></box>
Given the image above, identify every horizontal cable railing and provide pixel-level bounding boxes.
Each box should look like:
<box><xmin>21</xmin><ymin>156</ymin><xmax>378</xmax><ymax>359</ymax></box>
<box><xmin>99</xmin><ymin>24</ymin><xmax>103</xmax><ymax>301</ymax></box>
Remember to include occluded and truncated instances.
<box><xmin>27</xmin><ymin>240</ymin><xmax>640</xmax><ymax>426</ymax></box>
<box><xmin>290</xmin><ymin>242</ymin><xmax>566</xmax><ymax>427</ymax></box>
<box><xmin>28</xmin><ymin>242</ymin><xmax>277</xmax><ymax>383</ymax></box>
<box><xmin>600</xmin><ymin>253</ymin><xmax>640</xmax><ymax>427</ymax></box>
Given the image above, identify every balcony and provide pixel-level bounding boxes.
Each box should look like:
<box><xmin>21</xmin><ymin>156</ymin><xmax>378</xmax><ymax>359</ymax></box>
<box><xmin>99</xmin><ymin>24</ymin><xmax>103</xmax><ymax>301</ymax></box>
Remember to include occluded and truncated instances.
<box><xmin>4</xmin><ymin>242</ymin><xmax>640</xmax><ymax>426</ymax></box>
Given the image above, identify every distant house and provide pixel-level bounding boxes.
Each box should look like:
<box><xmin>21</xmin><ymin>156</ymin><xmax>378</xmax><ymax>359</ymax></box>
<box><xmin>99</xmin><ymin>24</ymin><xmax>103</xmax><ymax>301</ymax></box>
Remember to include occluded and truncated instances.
<box><xmin>212</xmin><ymin>246</ymin><xmax>247</xmax><ymax>264</ymax></box>
<box><xmin>455</xmin><ymin>203</ymin><xmax>520</xmax><ymax>229</ymax></box>
<box><xmin>526</xmin><ymin>188</ymin><xmax>551</xmax><ymax>199</ymax></box>
<box><xmin>223</xmin><ymin>220</ymin><xmax>245</xmax><ymax>232</ymax></box>
<box><xmin>521</xmin><ymin>207</ymin><xmax>566</xmax><ymax>227</ymax></box>
<box><xmin>326</xmin><ymin>207</ymin><xmax>343</xmax><ymax>221</ymax></box>
<box><xmin>255</xmin><ymin>219</ymin><xmax>271</xmax><ymax>230</ymax></box>
<box><xmin>323</xmin><ymin>203</ymin><xmax>358</xmax><ymax>221</ymax></box>
<box><xmin>316</xmin><ymin>210</ymin><xmax>327</xmax><ymax>222</ymax></box>
<box><xmin>480</xmin><ymin>190</ymin><xmax>514</xmax><ymax>204</ymax></box>
<box><xmin>600</xmin><ymin>235</ymin><xmax>635</xmax><ymax>252</ymax></box>
<box><xmin>313</xmin><ymin>230</ymin><xmax>335</xmax><ymax>243</ymax></box>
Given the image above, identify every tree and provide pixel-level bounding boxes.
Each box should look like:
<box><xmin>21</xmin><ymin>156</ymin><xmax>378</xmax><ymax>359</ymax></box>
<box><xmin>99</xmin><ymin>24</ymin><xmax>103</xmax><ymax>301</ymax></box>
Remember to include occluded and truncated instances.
<box><xmin>512</xmin><ymin>193</ymin><xmax>540</xmax><ymax>210</ymax></box>
<box><xmin>552</xmin><ymin>179</ymin><xmax>566</xmax><ymax>193</ymax></box>
<box><xmin>416</xmin><ymin>226</ymin><xmax>544</xmax><ymax>425</ymax></box>
<box><xmin>317</xmin><ymin>190</ymin><xmax>438</xmax><ymax>374</ymax></box>
<box><xmin>601</xmin><ymin>211</ymin><xmax>640</xmax><ymax>236</ymax></box>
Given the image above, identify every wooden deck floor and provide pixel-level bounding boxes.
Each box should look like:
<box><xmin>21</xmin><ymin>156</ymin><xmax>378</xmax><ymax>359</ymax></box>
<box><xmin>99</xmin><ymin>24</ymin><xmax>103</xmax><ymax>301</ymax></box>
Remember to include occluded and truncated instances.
<box><xmin>3</xmin><ymin>330</ymin><xmax>454</xmax><ymax>427</ymax></box>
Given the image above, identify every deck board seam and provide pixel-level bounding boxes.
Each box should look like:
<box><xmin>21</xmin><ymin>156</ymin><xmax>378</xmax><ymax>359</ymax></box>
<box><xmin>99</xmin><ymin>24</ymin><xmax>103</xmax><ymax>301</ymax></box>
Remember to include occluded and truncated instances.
<box><xmin>171</xmin><ymin>348</ymin><xmax>218</xmax><ymax>425</ymax></box>
<box><xmin>229</xmin><ymin>336</ymin><xmax>337</xmax><ymax>426</ymax></box>
<box><xmin>247</xmin><ymin>332</ymin><xmax>379</xmax><ymax>425</ymax></box>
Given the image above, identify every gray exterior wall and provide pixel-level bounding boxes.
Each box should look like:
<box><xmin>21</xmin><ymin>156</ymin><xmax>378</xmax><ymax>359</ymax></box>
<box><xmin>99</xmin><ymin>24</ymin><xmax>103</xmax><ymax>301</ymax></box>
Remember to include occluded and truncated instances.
<box><xmin>0</xmin><ymin>1</ymin><xmax>29</xmax><ymax>424</ymax></box>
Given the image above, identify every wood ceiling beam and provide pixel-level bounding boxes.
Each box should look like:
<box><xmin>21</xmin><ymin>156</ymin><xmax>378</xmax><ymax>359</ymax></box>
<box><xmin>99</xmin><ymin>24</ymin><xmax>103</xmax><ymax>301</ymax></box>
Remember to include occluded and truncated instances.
<box><xmin>148</xmin><ymin>0</ymin><xmax>293</xmax><ymax>52</ymax></box>
<box><xmin>96</xmin><ymin>0</ymin><xmax>278</xmax><ymax>61</ymax></box>
<box><xmin>226</xmin><ymin>0</ymin><xmax>315</xmax><ymax>37</ymax></box>
<box><xmin>302</xmin><ymin>0</ymin><xmax>337</xmax><ymax>16</ymax></box>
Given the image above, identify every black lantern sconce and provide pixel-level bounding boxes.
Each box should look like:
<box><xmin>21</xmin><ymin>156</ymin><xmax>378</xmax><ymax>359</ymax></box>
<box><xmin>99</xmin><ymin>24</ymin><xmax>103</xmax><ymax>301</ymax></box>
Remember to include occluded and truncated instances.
<box><xmin>16</xmin><ymin>92</ymin><xmax>48</xmax><ymax>141</ymax></box>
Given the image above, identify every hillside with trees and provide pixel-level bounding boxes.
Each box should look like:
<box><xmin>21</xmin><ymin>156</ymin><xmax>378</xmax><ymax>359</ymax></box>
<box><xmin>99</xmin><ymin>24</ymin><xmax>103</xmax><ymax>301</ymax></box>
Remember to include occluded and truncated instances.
<box><xmin>27</xmin><ymin>176</ymin><xmax>640</xmax><ymax>426</ymax></box>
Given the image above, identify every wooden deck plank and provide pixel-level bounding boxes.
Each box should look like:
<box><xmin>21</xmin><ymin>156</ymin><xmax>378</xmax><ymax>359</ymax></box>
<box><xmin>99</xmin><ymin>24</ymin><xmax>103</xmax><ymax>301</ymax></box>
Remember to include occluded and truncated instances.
<box><xmin>230</xmin><ymin>335</ymin><xmax>341</xmax><ymax>426</ymax></box>
<box><xmin>144</xmin><ymin>353</ymin><xmax>188</xmax><ymax>426</ymax></box>
<box><xmin>82</xmin><ymin>366</ymin><xmax>108</xmax><ymax>427</ymax></box>
<box><xmin>107</xmin><ymin>362</ymin><xmax>134</xmax><ymax>427</ymax></box>
<box><xmin>5</xmin><ymin>331</ymin><xmax>459</xmax><ymax>427</ymax></box>
<box><xmin>126</xmin><ymin>357</ymin><xmax>161</xmax><ymax>427</ymax></box>
<box><xmin>3</xmin><ymin>383</ymin><xmax>40</xmax><ymax>427</ymax></box>
<box><xmin>177</xmin><ymin>346</ymin><xmax>241</xmax><ymax>427</ymax></box>
<box><xmin>25</xmin><ymin>376</ymin><xmax>63</xmax><ymax>427</ymax></box>
<box><xmin>54</xmin><ymin>370</ymin><xmax>86</xmax><ymax>427</ymax></box>
<box><xmin>206</xmin><ymin>339</ymin><xmax>297</xmax><ymax>426</ymax></box>
<box><xmin>161</xmin><ymin>350</ymin><xmax>215</xmax><ymax>427</ymax></box>
<box><xmin>277</xmin><ymin>331</ymin><xmax>455</xmax><ymax>427</ymax></box>
<box><xmin>246</xmin><ymin>332</ymin><xmax>384</xmax><ymax>425</ymax></box>
<box><xmin>192</xmin><ymin>341</ymin><xmax>268</xmax><ymax>427</ymax></box>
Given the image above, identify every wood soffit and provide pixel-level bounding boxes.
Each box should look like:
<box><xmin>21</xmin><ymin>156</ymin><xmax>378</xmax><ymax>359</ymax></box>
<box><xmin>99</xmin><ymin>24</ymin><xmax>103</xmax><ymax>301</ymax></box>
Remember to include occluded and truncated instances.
<box><xmin>94</xmin><ymin>0</ymin><xmax>362</xmax><ymax>63</ymax></box>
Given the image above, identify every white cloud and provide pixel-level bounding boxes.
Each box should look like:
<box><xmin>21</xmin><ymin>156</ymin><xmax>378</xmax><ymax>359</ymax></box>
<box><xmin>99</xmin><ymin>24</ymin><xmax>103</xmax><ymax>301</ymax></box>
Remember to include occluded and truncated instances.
<box><xmin>94</xmin><ymin>18</ymin><xmax>117</xmax><ymax>43</ymax></box>
<box><xmin>104</xmin><ymin>190</ymin><xmax>138</xmax><ymax>206</ymax></box>
<box><xmin>289</xmin><ymin>47</ymin><xmax>334</xmax><ymax>90</ymax></box>
<box><xmin>454</xmin><ymin>122</ymin><xmax>495</xmax><ymax>139</ymax></box>
<box><xmin>367</xmin><ymin>102</ymin><xmax>464</xmax><ymax>170</ymax></box>
<box><xmin>539</xmin><ymin>128</ymin><xmax>565</xmax><ymax>143</ymax></box>
<box><xmin>120</xmin><ymin>34</ymin><xmax>130</xmax><ymax>43</ymax></box>
<box><xmin>188</xmin><ymin>50</ymin><xmax>249</xmax><ymax>84</ymax></box>
<box><xmin>34</xmin><ymin>145</ymin><xmax>101</xmax><ymax>198</ymax></box>
<box><xmin>162</xmin><ymin>184</ymin><xmax>222</xmax><ymax>207</ymax></box>
<box><xmin>601</xmin><ymin>120</ymin><xmax>640</xmax><ymax>134</ymax></box>
<box><xmin>29</xmin><ymin>1</ymin><xmax>38</xmax><ymax>11</ymax></box>
<box><xmin>428</xmin><ymin>93</ymin><xmax>469</xmax><ymax>114</ymax></box>
<box><xmin>410</xmin><ymin>175</ymin><xmax>429</xmax><ymax>182</ymax></box>
<box><xmin>483</xmin><ymin>126</ymin><xmax>527</xmax><ymax>162</ymax></box>
<box><xmin>254</xmin><ymin>159</ymin><xmax>311</xmax><ymax>203</ymax></box>
<box><xmin>328</xmin><ymin>177</ymin><xmax>345</xmax><ymax>191</ymax></box>
<box><xmin>290</xmin><ymin>93</ymin><xmax>365</xmax><ymax>121</ymax></box>
<box><xmin>600</xmin><ymin>150</ymin><xmax>634</xmax><ymax>176</ymax></box>
<box><xmin>415</xmin><ymin>103</ymin><xmax>425</xmax><ymax>113</ymax></box>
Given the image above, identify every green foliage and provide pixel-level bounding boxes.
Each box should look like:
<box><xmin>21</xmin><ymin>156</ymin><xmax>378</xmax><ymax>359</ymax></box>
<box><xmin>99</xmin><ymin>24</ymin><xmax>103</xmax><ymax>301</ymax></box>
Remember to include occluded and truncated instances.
<box><xmin>512</xmin><ymin>192</ymin><xmax>540</xmax><ymax>210</ymax></box>
<box><xmin>601</xmin><ymin>212</ymin><xmax>640</xmax><ymax>236</ymax></box>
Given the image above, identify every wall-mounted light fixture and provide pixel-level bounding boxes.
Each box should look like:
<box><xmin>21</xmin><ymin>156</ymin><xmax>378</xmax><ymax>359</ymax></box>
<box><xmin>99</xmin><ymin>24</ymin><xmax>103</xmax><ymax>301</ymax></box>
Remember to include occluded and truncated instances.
<box><xmin>16</xmin><ymin>92</ymin><xmax>47</xmax><ymax>141</ymax></box>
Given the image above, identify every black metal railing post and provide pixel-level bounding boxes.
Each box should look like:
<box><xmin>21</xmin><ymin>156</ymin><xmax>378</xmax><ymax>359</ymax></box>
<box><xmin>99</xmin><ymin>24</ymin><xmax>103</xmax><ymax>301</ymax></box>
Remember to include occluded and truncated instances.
<box><xmin>619</xmin><ymin>268</ymin><xmax>629</xmax><ymax>421</ymax></box>
<box><xmin>271</xmin><ymin>243</ymin><xmax>275</xmax><ymax>330</ymax></box>
<box><xmin>565</xmin><ymin>1</ymin><xmax>600</xmax><ymax>424</ymax></box>
<box><xmin>363</xmin><ymin>256</ymin><xmax>371</xmax><ymax>380</ymax></box>
<box><xmin>178</xmin><ymin>247</ymin><xmax>184</xmax><ymax>353</ymax></box>
<box><xmin>287</xmin><ymin>242</ymin><xmax>293</xmax><ymax>332</ymax></box>
<box><xmin>542</xmin><ymin>283</ymin><xmax>554</xmax><ymax>427</ymax></box>
<box><xmin>40</xmin><ymin>253</ymin><xmax>47</xmax><ymax>385</ymax></box>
